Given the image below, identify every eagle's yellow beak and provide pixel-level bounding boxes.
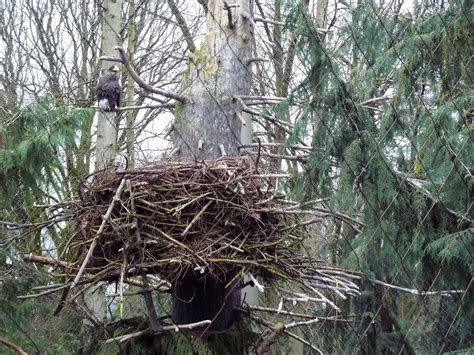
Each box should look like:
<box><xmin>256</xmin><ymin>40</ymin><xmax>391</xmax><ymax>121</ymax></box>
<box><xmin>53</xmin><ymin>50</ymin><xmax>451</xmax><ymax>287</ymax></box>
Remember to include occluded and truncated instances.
<box><xmin>111</xmin><ymin>65</ymin><xmax>120</xmax><ymax>72</ymax></box>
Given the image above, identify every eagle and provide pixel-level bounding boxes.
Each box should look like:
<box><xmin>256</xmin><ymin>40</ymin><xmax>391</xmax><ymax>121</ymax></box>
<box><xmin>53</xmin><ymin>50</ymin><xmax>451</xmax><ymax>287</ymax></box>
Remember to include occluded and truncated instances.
<box><xmin>96</xmin><ymin>65</ymin><xmax>121</xmax><ymax>111</ymax></box>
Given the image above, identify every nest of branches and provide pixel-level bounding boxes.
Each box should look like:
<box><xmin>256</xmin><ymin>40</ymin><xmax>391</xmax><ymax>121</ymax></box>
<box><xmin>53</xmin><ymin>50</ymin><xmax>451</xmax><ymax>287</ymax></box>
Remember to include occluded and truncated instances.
<box><xmin>68</xmin><ymin>157</ymin><xmax>319</xmax><ymax>286</ymax></box>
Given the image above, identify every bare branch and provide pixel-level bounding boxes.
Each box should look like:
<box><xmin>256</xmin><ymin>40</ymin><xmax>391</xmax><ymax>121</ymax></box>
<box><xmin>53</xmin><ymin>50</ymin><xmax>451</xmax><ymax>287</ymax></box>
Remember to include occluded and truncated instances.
<box><xmin>254</xmin><ymin>322</ymin><xmax>285</xmax><ymax>354</ymax></box>
<box><xmin>223</xmin><ymin>2</ymin><xmax>235</xmax><ymax>29</ymax></box>
<box><xmin>254</xmin><ymin>17</ymin><xmax>284</xmax><ymax>26</ymax></box>
<box><xmin>359</xmin><ymin>95</ymin><xmax>392</xmax><ymax>106</ymax></box>
<box><xmin>246</xmin><ymin>57</ymin><xmax>270</xmax><ymax>65</ymax></box>
<box><xmin>166</xmin><ymin>0</ymin><xmax>197</xmax><ymax>52</ymax></box>
<box><xmin>115</xmin><ymin>104</ymin><xmax>175</xmax><ymax>111</ymax></box>
<box><xmin>284</xmin><ymin>331</ymin><xmax>324</xmax><ymax>354</ymax></box>
<box><xmin>71</xmin><ymin>178</ymin><xmax>127</xmax><ymax>289</ymax></box>
<box><xmin>0</xmin><ymin>338</ymin><xmax>28</xmax><ymax>355</ymax></box>
<box><xmin>23</xmin><ymin>254</ymin><xmax>73</xmax><ymax>269</ymax></box>
<box><xmin>104</xmin><ymin>320</ymin><xmax>213</xmax><ymax>344</ymax></box>
<box><xmin>108</xmin><ymin>45</ymin><xmax>188</xmax><ymax>102</ymax></box>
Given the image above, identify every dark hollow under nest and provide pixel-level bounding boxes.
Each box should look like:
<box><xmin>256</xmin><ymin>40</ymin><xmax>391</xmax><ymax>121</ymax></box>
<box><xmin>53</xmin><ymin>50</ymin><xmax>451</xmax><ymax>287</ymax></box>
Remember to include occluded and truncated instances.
<box><xmin>71</xmin><ymin>157</ymin><xmax>313</xmax><ymax>284</ymax></box>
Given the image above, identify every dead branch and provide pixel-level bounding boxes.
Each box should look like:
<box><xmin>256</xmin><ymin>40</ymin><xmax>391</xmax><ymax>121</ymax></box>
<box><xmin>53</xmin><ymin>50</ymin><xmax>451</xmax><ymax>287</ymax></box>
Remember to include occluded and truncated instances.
<box><xmin>23</xmin><ymin>254</ymin><xmax>73</xmax><ymax>268</ymax></box>
<box><xmin>242</xmin><ymin>305</ymin><xmax>354</xmax><ymax>321</ymax></box>
<box><xmin>115</xmin><ymin>103</ymin><xmax>175</xmax><ymax>111</ymax></box>
<box><xmin>166</xmin><ymin>0</ymin><xmax>196</xmax><ymax>52</ymax></box>
<box><xmin>105</xmin><ymin>44</ymin><xmax>187</xmax><ymax>103</ymax></box>
<box><xmin>141</xmin><ymin>272</ymin><xmax>163</xmax><ymax>353</ymax></box>
<box><xmin>284</xmin><ymin>331</ymin><xmax>323</xmax><ymax>354</ymax></box>
<box><xmin>254</xmin><ymin>322</ymin><xmax>285</xmax><ymax>354</ymax></box>
<box><xmin>223</xmin><ymin>2</ymin><xmax>235</xmax><ymax>28</ymax></box>
<box><xmin>359</xmin><ymin>95</ymin><xmax>392</xmax><ymax>106</ymax></box>
<box><xmin>104</xmin><ymin>320</ymin><xmax>213</xmax><ymax>344</ymax></box>
<box><xmin>246</xmin><ymin>57</ymin><xmax>270</xmax><ymax>65</ymax></box>
<box><xmin>71</xmin><ymin>178</ymin><xmax>127</xmax><ymax>288</ymax></box>
<box><xmin>0</xmin><ymin>338</ymin><xmax>27</xmax><ymax>355</ymax></box>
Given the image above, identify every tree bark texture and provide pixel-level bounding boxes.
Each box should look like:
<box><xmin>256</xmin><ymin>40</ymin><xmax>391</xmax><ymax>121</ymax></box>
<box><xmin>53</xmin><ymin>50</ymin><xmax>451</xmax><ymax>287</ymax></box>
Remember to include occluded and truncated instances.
<box><xmin>95</xmin><ymin>0</ymin><xmax>121</xmax><ymax>170</ymax></box>
<box><xmin>82</xmin><ymin>0</ymin><xmax>122</xmax><ymax>352</ymax></box>
<box><xmin>175</xmin><ymin>0</ymin><xmax>255</xmax><ymax>160</ymax></box>
<box><xmin>172</xmin><ymin>0</ymin><xmax>255</xmax><ymax>332</ymax></box>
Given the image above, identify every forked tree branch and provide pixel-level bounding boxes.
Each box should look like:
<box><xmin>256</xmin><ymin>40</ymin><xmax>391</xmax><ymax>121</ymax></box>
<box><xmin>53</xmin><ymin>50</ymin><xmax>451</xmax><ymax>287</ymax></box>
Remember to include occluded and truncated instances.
<box><xmin>100</xmin><ymin>42</ymin><xmax>188</xmax><ymax>103</ymax></box>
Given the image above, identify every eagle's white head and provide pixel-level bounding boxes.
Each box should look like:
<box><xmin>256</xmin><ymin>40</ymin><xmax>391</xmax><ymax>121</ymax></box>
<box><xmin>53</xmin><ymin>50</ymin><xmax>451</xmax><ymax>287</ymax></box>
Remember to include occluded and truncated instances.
<box><xmin>110</xmin><ymin>65</ymin><xmax>120</xmax><ymax>72</ymax></box>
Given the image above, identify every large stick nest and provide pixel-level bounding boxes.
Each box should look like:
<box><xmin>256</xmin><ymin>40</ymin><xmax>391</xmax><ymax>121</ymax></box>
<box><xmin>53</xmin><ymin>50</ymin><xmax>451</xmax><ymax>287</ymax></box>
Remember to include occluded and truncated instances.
<box><xmin>72</xmin><ymin>157</ymin><xmax>310</xmax><ymax>284</ymax></box>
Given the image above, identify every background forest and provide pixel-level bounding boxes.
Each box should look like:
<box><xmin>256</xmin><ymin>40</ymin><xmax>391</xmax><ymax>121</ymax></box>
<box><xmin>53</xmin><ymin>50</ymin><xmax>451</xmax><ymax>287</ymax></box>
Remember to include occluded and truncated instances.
<box><xmin>0</xmin><ymin>0</ymin><xmax>472</xmax><ymax>354</ymax></box>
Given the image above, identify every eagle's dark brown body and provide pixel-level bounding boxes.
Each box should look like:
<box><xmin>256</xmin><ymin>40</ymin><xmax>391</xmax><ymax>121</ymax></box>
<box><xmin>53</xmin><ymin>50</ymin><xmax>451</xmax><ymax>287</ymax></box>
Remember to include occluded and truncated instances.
<box><xmin>96</xmin><ymin>66</ymin><xmax>121</xmax><ymax>111</ymax></box>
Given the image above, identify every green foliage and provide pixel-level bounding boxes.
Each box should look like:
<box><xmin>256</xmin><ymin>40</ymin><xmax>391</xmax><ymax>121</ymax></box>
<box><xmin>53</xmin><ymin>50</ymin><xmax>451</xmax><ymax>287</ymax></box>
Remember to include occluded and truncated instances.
<box><xmin>427</xmin><ymin>228</ymin><xmax>474</xmax><ymax>274</ymax></box>
<box><xmin>0</xmin><ymin>95</ymin><xmax>94</xmax><ymax>211</ymax></box>
<box><xmin>0</xmin><ymin>96</ymin><xmax>92</xmax><ymax>353</ymax></box>
<box><xmin>286</xmin><ymin>0</ymin><xmax>473</xmax><ymax>353</ymax></box>
<box><xmin>0</xmin><ymin>257</ymin><xmax>81</xmax><ymax>354</ymax></box>
<box><xmin>162</xmin><ymin>333</ymin><xmax>214</xmax><ymax>355</ymax></box>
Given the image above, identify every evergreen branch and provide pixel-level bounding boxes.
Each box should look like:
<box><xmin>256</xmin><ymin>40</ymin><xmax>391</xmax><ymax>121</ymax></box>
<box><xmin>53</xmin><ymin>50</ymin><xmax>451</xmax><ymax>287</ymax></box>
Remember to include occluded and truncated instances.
<box><xmin>403</xmin><ymin>176</ymin><xmax>473</xmax><ymax>224</ymax></box>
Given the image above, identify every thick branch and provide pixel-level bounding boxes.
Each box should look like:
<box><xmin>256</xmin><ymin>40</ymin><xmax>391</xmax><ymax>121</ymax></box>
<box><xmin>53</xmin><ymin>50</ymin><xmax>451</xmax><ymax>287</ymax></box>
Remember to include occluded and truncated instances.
<box><xmin>0</xmin><ymin>338</ymin><xmax>27</xmax><ymax>355</ymax></box>
<box><xmin>223</xmin><ymin>2</ymin><xmax>235</xmax><ymax>29</ymax></box>
<box><xmin>104</xmin><ymin>320</ymin><xmax>212</xmax><ymax>344</ymax></box>
<box><xmin>115</xmin><ymin>103</ymin><xmax>175</xmax><ymax>111</ymax></box>
<box><xmin>246</xmin><ymin>57</ymin><xmax>270</xmax><ymax>65</ymax></box>
<box><xmin>166</xmin><ymin>0</ymin><xmax>196</xmax><ymax>52</ymax></box>
<box><xmin>359</xmin><ymin>95</ymin><xmax>392</xmax><ymax>106</ymax></box>
<box><xmin>254</xmin><ymin>322</ymin><xmax>285</xmax><ymax>354</ymax></box>
<box><xmin>23</xmin><ymin>254</ymin><xmax>73</xmax><ymax>268</ymax></box>
<box><xmin>106</xmin><ymin>46</ymin><xmax>187</xmax><ymax>102</ymax></box>
<box><xmin>142</xmin><ymin>273</ymin><xmax>163</xmax><ymax>354</ymax></box>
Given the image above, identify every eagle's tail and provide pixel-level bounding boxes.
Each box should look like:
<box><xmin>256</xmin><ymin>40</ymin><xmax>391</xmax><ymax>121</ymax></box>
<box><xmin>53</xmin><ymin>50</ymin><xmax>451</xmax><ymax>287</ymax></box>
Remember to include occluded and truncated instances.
<box><xmin>98</xmin><ymin>98</ymin><xmax>111</xmax><ymax>111</ymax></box>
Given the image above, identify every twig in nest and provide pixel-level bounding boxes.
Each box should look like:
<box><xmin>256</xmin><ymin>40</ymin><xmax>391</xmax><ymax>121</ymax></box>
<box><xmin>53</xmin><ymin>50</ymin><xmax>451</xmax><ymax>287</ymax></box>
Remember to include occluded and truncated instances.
<box><xmin>71</xmin><ymin>178</ymin><xmax>127</xmax><ymax>288</ymax></box>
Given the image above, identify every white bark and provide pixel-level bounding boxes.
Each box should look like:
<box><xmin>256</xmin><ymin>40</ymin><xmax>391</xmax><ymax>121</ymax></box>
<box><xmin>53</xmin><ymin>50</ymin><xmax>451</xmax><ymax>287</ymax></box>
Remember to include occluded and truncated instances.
<box><xmin>83</xmin><ymin>0</ymin><xmax>122</xmax><ymax>349</ymax></box>
<box><xmin>95</xmin><ymin>0</ymin><xmax>121</xmax><ymax>170</ymax></box>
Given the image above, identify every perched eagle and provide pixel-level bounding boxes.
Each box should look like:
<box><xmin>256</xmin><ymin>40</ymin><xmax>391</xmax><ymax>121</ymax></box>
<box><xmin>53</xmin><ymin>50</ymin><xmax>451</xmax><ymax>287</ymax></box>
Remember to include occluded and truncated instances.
<box><xmin>96</xmin><ymin>65</ymin><xmax>121</xmax><ymax>111</ymax></box>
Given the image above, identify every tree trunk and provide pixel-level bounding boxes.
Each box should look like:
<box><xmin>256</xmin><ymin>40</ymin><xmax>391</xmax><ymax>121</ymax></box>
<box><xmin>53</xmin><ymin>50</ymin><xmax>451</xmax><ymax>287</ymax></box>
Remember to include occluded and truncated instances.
<box><xmin>125</xmin><ymin>0</ymin><xmax>137</xmax><ymax>167</ymax></box>
<box><xmin>95</xmin><ymin>0</ymin><xmax>121</xmax><ymax>170</ymax></box>
<box><xmin>174</xmin><ymin>0</ymin><xmax>254</xmax><ymax>160</ymax></box>
<box><xmin>81</xmin><ymin>0</ymin><xmax>121</xmax><ymax>353</ymax></box>
<box><xmin>172</xmin><ymin>0</ymin><xmax>255</xmax><ymax>332</ymax></box>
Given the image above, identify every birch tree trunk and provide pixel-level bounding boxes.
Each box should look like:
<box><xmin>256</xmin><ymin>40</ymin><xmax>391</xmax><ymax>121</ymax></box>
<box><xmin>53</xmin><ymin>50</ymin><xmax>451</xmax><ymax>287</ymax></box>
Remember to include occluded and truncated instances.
<box><xmin>95</xmin><ymin>0</ymin><xmax>121</xmax><ymax>170</ymax></box>
<box><xmin>81</xmin><ymin>0</ymin><xmax>121</xmax><ymax>353</ymax></box>
<box><xmin>125</xmin><ymin>0</ymin><xmax>137</xmax><ymax>167</ymax></box>
<box><xmin>172</xmin><ymin>0</ymin><xmax>255</xmax><ymax>331</ymax></box>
